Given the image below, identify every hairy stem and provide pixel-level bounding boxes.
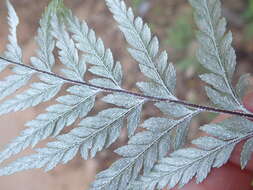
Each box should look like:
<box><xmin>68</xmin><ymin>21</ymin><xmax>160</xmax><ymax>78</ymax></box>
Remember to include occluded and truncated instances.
<box><xmin>1</xmin><ymin>56</ymin><xmax>253</xmax><ymax>119</ymax></box>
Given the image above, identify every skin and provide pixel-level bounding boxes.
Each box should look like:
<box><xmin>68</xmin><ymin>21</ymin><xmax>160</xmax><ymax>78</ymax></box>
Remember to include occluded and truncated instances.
<box><xmin>170</xmin><ymin>92</ymin><xmax>253</xmax><ymax>190</ymax></box>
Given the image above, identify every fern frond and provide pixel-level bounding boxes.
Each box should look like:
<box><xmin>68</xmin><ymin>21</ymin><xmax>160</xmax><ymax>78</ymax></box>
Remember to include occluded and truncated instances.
<box><xmin>30</xmin><ymin>0</ymin><xmax>56</xmax><ymax>71</ymax></box>
<box><xmin>0</xmin><ymin>68</ymin><xmax>33</xmax><ymax>100</ymax></box>
<box><xmin>51</xmin><ymin>93</ymin><xmax>142</xmax><ymax>160</ymax></box>
<box><xmin>51</xmin><ymin>14</ymin><xmax>85</xmax><ymax>81</ymax></box>
<box><xmin>65</xmin><ymin>101</ymin><xmax>143</xmax><ymax>160</ymax></box>
<box><xmin>0</xmin><ymin>4</ymin><xmax>144</xmax><ymax>170</ymax></box>
<box><xmin>105</xmin><ymin>0</ymin><xmax>197</xmax><ymax>148</ymax></box>
<box><xmin>132</xmin><ymin>117</ymin><xmax>253</xmax><ymax>190</ymax></box>
<box><xmin>67</xmin><ymin>12</ymin><xmax>122</xmax><ymax>88</ymax></box>
<box><xmin>4</xmin><ymin>0</ymin><xmax>22</xmax><ymax>63</ymax></box>
<box><xmin>0</xmin><ymin>94</ymin><xmax>142</xmax><ymax>173</ymax></box>
<box><xmin>155</xmin><ymin>102</ymin><xmax>197</xmax><ymax>149</ymax></box>
<box><xmin>66</xmin><ymin>10</ymin><xmax>146</xmax><ymax>138</ymax></box>
<box><xmin>0</xmin><ymin>1</ymin><xmax>33</xmax><ymax>100</ymax></box>
<box><xmin>90</xmin><ymin>111</ymin><xmax>197</xmax><ymax>190</ymax></box>
<box><xmin>0</xmin><ymin>0</ymin><xmax>252</xmax><ymax>189</ymax></box>
<box><xmin>0</xmin><ymin>85</ymin><xmax>98</xmax><ymax>164</ymax></box>
<box><xmin>0</xmin><ymin>75</ymin><xmax>63</xmax><ymax>115</ymax></box>
<box><xmin>0</xmin><ymin>0</ymin><xmax>63</xmax><ymax>101</ymax></box>
<box><xmin>103</xmin><ymin>93</ymin><xmax>144</xmax><ymax>137</ymax></box>
<box><xmin>0</xmin><ymin>1</ymin><xmax>63</xmax><ymax>116</ymax></box>
<box><xmin>105</xmin><ymin>0</ymin><xmax>176</xmax><ymax>99</ymax></box>
<box><xmin>85</xmin><ymin>2</ymin><xmax>202</xmax><ymax>189</ymax></box>
<box><xmin>190</xmin><ymin>0</ymin><xmax>249</xmax><ymax>112</ymax></box>
<box><xmin>0</xmin><ymin>2</ymin><xmax>99</xmax><ymax>164</ymax></box>
<box><xmin>105</xmin><ymin>0</ymin><xmax>196</xmax><ymax>148</ymax></box>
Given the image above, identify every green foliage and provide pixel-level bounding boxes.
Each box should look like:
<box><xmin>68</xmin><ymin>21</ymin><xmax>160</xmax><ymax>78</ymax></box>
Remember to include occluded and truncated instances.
<box><xmin>244</xmin><ymin>0</ymin><xmax>253</xmax><ymax>19</ymax></box>
<box><xmin>164</xmin><ymin>9</ymin><xmax>201</xmax><ymax>73</ymax></box>
<box><xmin>131</xmin><ymin>0</ymin><xmax>145</xmax><ymax>10</ymax></box>
<box><xmin>166</xmin><ymin>12</ymin><xmax>194</xmax><ymax>50</ymax></box>
<box><xmin>243</xmin><ymin>0</ymin><xmax>253</xmax><ymax>40</ymax></box>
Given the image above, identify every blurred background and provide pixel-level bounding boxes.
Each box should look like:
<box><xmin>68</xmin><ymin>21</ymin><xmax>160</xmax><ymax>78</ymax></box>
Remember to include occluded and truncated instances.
<box><xmin>0</xmin><ymin>0</ymin><xmax>252</xmax><ymax>189</ymax></box>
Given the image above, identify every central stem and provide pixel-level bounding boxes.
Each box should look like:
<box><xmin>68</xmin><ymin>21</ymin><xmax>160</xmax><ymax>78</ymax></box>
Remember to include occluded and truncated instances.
<box><xmin>0</xmin><ymin>56</ymin><xmax>253</xmax><ymax>120</ymax></box>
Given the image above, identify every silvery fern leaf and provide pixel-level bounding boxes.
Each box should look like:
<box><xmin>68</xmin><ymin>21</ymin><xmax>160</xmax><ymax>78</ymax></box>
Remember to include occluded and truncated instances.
<box><xmin>0</xmin><ymin>1</ymin><xmax>140</xmax><ymax>169</ymax></box>
<box><xmin>0</xmin><ymin>0</ymin><xmax>253</xmax><ymax>189</ymax></box>
<box><xmin>0</xmin><ymin>5</ymin><xmax>111</xmax><ymax>163</ymax></box>
<box><xmin>0</xmin><ymin>1</ymin><xmax>64</xmax><ymax>116</ymax></box>
<box><xmin>155</xmin><ymin>102</ymin><xmax>197</xmax><ymax>150</ymax></box>
<box><xmin>132</xmin><ymin>117</ymin><xmax>253</xmax><ymax>190</ymax></box>
<box><xmin>0</xmin><ymin>140</ymin><xmax>81</xmax><ymax>175</ymax></box>
<box><xmin>4</xmin><ymin>0</ymin><xmax>22</xmax><ymax>64</ymax></box>
<box><xmin>0</xmin><ymin>68</ymin><xmax>33</xmax><ymax>100</ymax></box>
<box><xmin>90</xmin><ymin>111</ymin><xmax>198</xmax><ymax>190</ymax></box>
<box><xmin>0</xmin><ymin>1</ymin><xmax>70</xmax><ymax>164</ymax></box>
<box><xmin>105</xmin><ymin>0</ymin><xmax>196</xmax><ymax>149</ymax></box>
<box><xmin>0</xmin><ymin>103</ymin><xmax>140</xmax><ymax>174</ymax></box>
<box><xmin>105</xmin><ymin>0</ymin><xmax>176</xmax><ymax>99</ymax></box>
<box><xmin>66</xmin><ymin>11</ymin><xmax>122</xmax><ymax>88</ymax></box>
<box><xmin>0</xmin><ymin>85</ymin><xmax>98</xmax><ymax>164</ymax></box>
<box><xmin>0</xmin><ymin>2</ymin><xmax>97</xmax><ymax>164</ymax></box>
<box><xmin>36</xmin><ymin>93</ymin><xmax>144</xmax><ymax>165</ymax></box>
<box><xmin>51</xmin><ymin>14</ymin><xmax>85</xmax><ymax>81</ymax></box>
<box><xmin>190</xmin><ymin>0</ymin><xmax>249</xmax><ymax>112</ymax></box>
<box><xmin>30</xmin><ymin>0</ymin><xmax>56</xmax><ymax>71</ymax></box>
<box><xmin>66</xmin><ymin>10</ymin><xmax>145</xmax><ymax>137</ymax></box>
<box><xmin>0</xmin><ymin>1</ymin><xmax>33</xmax><ymax>100</ymax></box>
<box><xmin>0</xmin><ymin>75</ymin><xmax>63</xmax><ymax>116</ymax></box>
<box><xmin>102</xmin><ymin>93</ymin><xmax>144</xmax><ymax>137</ymax></box>
<box><xmin>87</xmin><ymin>2</ymin><xmax>201</xmax><ymax>189</ymax></box>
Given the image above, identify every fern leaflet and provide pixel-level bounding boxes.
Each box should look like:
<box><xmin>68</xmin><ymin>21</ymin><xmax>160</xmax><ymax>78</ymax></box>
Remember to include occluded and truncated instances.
<box><xmin>90</xmin><ymin>111</ymin><xmax>198</xmax><ymax>190</ymax></box>
<box><xmin>0</xmin><ymin>1</ymin><xmax>63</xmax><ymax>116</ymax></box>
<box><xmin>190</xmin><ymin>0</ymin><xmax>250</xmax><ymax>112</ymax></box>
<box><xmin>132</xmin><ymin>117</ymin><xmax>253</xmax><ymax>189</ymax></box>
<box><xmin>0</xmin><ymin>1</ymin><xmax>33</xmax><ymax>100</ymax></box>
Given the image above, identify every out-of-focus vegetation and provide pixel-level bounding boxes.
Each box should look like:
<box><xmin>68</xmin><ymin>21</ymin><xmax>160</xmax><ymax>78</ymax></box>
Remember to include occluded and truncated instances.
<box><xmin>132</xmin><ymin>0</ymin><xmax>145</xmax><ymax>9</ymax></box>
<box><xmin>244</xmin><ymin>0</ymin><xmax>253</xmax><ymax>41</ymax></box>
<box><xmin>166</xmin><ymin>12</ymin><xmax>193</xmax><ymax>50</ymax></box>
<box><xmin>165</xmin><ymin>10</ymin><xmax>198</xmax><ymax>72</ymax></box>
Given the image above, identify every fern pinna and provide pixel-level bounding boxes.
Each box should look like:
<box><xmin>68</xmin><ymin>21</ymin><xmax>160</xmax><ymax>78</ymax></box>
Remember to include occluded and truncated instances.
<box><xmin>0</xmin><ymin>0</ymin><xmax>252</xmax><ymax>189</ymax></box>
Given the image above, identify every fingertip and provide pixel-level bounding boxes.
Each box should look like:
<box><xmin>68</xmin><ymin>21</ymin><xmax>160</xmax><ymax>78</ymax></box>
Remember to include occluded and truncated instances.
<box><xmin>171</xmin><ymin>163</ymin><xmax>253</xmax><ymax>190</ymax></box>
<box><xmin>202</xmin><ymin>163</ymin><xmax>253</xmax><ymax>190</ymax></box>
